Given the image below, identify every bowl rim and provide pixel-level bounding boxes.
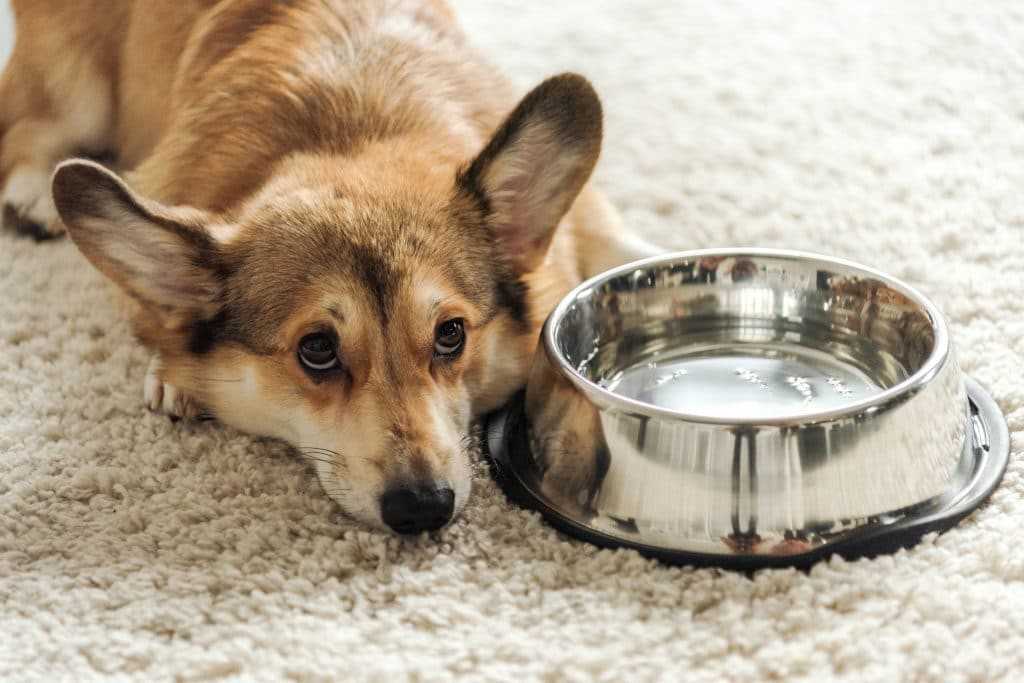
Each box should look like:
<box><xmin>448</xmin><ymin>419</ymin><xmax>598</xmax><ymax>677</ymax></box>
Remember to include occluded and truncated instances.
<box><xmin>542</xmin><ymin>247</ymin><xmax>953</xmax><ymax>427</ymax></box>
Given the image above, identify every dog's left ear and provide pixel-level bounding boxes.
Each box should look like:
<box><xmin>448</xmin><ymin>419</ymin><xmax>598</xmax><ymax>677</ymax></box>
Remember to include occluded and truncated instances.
<box><xmin>458</xmin><ymin>73</ymin><xmax>602</xmax><ymax>273</ymax></box>
<box><xmin>52</xmin><ymin>159</ymin><xmax>225</xmax><ymax>326</ymax></box>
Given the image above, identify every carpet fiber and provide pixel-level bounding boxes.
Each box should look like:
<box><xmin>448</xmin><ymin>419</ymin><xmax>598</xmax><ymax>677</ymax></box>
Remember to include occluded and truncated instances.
<box><xmin>1</xmin><ymin>1</ymin><xmax>1023</xmax><ymax>681</ymax></box>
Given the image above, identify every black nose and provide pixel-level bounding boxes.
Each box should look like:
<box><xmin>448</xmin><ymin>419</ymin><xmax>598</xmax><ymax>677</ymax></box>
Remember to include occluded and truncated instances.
<box><xmin>380</xmin><ymin>486</ymin><xmax>455</xmax><ymax>534</ymax></box>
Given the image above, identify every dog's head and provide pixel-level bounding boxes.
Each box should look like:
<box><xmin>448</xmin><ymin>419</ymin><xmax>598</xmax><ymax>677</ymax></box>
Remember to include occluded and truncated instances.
<box><xmin>51</xmin><ymin>74</ymin><xmax>602</xmax><ymax>533</ymax></box>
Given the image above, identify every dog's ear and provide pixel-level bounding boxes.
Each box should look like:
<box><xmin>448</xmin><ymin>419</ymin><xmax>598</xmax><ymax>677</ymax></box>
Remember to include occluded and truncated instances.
<box><xmin>458</xmin><ymin>73</ymin><xmax>602</xmax><ymax>273</ymax></box>
<box><xmin>52</xmin><ymin>160</ymin><xmax>223</xmax><ymax>324</ymax></box>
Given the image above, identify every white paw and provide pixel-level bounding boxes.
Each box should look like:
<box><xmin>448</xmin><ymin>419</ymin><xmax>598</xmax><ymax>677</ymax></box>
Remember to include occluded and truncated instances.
<box><xmin>1</xmin><ymin>167</ymin><xmax>65</xmax><ymax>239</ymax></box>
<box><xmin>144</xmin><ymin>356</ymin><xmax>203</xmax><ymax>420</ymax></box>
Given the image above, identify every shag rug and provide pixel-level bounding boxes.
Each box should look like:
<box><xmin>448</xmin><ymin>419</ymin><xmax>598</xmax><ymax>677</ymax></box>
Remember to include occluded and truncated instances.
<box><xmin>1</xmin><ymin>1</ymin><xmax>1022</xmax><ymax>681</ymax></box>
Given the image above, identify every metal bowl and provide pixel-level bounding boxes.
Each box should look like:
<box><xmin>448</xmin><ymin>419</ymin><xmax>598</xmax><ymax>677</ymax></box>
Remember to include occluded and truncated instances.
<box><xmin>485</xmin><ymin>249</ymin><xmax>1009</xmax><ymax>567</ymax></box>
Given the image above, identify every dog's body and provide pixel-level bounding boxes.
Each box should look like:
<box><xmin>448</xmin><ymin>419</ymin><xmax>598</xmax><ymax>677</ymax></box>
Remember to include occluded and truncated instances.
<box><xmin>0</xmin><ymin>0</ymin><xmax>657</xmax><ymax>532</ymax></box>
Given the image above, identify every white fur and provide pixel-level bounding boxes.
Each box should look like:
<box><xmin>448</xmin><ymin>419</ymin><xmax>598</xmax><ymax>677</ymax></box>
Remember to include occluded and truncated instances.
<box><xmin>207</xmin><ymin>222</ymin><xmax>243</xmax><ymax>244</ymax></box>
<box><xmin>142</xmin><ymin>356</ymin><xmax>164</xmax><ymax>412</ymax></box>
<box><xmin>144</xmin><ymin>355</ymin><xmax>200</xmax><ymax>419</ymax></box>
<box><xmin>424</xmin><ymin>395</ymin><xmax>474</xmax><ymax>518</ymax></box>
<box><xmin>290</xmin><ymin>405</ymin><xmax>392</xmax><ymax>531</ymax></box>
<box><xmin>206</xmin><ymin>361</ymin><xmax>295</xmax><ymax>443</ymax></box>
<box><xmin>1</xmin><ymin>166</ymin><xmax>60</xmax><ymax>231</ymax></box>
<box><xmin>379</xmin><ymin>14</ymin><xmax>439</xmax><ymax>50</ymax></box>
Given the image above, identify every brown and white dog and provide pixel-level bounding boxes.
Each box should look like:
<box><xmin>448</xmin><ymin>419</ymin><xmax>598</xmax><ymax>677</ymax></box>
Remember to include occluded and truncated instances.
<box><xmin>0</xmin><ymin>0</ymin><xmax>658</xmax><ymax>533</ymax></box>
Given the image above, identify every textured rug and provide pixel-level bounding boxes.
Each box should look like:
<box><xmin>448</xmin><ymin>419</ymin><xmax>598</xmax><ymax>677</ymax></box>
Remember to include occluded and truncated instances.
<box><xmin>1</xmin><ymin>1</ymin><xmax>1023</xmax><ymax>681</ymax></box>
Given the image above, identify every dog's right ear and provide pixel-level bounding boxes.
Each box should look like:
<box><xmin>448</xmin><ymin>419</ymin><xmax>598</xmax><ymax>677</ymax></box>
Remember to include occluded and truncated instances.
<box><xmin>458</xmin><ymin>73</ymin><xmax>603</xmax><ymax>274</ymax></box>
<box><xmin>52</xmin><ymin>160</ymin><xmax>224</xmax><ymax>324</ymax></box>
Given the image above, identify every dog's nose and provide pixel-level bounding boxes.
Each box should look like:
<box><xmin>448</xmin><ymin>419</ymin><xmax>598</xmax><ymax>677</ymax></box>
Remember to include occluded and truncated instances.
<box><xmin>380</xmin><ymin>486</ymin><xmax>455</xmax><ymax>534</ymax></box>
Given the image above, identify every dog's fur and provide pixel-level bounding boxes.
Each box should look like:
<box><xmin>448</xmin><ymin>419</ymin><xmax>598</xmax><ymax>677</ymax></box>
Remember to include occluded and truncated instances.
<box><xmin>0</xmin><ymin>0</ymin><xmax>658</xmax><ymax>531</ymax></box>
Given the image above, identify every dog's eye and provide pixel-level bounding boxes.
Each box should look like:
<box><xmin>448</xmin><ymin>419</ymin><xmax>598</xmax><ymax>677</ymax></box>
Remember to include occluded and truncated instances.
<box><xmin>434</xmin><ymin>319</ymin><xmax>465</xmax><ymax>357</ymax></box>
<box><xmin>298</xmin><ymin>333</ymin><xmax>340</xmax><ymax>372</ymax></box>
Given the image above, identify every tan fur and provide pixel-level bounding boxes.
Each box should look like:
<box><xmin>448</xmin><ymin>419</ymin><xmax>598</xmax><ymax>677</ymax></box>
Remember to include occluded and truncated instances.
<box><xmin>1</xmin><ymin>0</ymin><xmax>661</xmax><ymax>530</ymax></box>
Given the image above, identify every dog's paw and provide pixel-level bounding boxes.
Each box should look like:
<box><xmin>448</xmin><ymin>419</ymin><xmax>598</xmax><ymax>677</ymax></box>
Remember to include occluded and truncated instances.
<box><xmin>534</xmin><ymin>431</ymin><xmax>609</xmax><ymax>516</ymax></box>
<box><xmin>144</xmin><ymin>356</ymin><xmax>204</xmax><ymax>421</ymax></box>
<box><xmin>1</xmin><ymin>167</ymin><xmax>65</xmax><ymax>240</ymax></box>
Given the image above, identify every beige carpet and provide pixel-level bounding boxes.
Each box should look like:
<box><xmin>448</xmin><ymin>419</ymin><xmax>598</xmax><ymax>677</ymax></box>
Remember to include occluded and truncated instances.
<box><xmin>2</xmin><ymin>1</ymin><xmax>1023</xmax><ymax>681</ymax></box>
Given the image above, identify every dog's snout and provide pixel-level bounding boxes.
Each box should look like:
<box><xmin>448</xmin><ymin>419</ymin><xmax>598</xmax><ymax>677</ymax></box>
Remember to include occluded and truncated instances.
<box><xmin>380</xmin><ymin>485</ymin><xmax>455</xmax><ymax>534</ymax></box>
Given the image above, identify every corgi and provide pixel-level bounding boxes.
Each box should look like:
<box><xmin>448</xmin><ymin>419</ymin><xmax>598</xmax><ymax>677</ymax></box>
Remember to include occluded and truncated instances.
<box><xmin>0</xmin><ymin>0</ymin><xmax>659</xmax><ymax>533</ymax></box>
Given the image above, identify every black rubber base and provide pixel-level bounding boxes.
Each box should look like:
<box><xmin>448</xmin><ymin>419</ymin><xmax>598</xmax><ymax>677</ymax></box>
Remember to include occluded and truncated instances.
<box><xmin>483</xmin><ymin>377</ymin><xmax>1010</xmax><ymax>570</ymax></box>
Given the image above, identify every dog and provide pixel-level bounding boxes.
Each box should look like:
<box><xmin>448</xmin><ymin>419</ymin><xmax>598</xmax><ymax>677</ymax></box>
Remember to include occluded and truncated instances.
<box><xmin>0</xmin><ymin>0</ymin><xmax>659</xmax><ymax>533</ymax></box>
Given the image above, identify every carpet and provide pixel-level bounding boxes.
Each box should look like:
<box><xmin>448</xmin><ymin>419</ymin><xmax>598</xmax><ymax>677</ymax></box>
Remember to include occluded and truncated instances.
<box><xmin>1</xmin><ymin>1</ymin><xmax>1023</xmax><ymax>681</ymax></box>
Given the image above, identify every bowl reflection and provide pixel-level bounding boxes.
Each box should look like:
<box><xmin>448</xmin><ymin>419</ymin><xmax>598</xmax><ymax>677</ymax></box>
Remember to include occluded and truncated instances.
<box><xmin>515</xmin><ymin>249</ymin><xmax>969</xmax><ymax>558</ymax></box>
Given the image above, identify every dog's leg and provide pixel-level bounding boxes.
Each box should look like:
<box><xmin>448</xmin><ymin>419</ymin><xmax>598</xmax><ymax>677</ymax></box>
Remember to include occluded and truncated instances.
<box><xmin>0</xmin><ymin>38</ymin><xmax>114</xmax><ymax>240</ymax></box>
<box><xmin>144</xmin><ymin>355</ymin><xmax>204</xmax><ymax>421</ymax></box>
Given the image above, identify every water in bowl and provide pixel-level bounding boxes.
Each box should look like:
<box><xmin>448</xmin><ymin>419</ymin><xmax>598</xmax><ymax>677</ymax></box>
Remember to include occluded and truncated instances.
<box><xmin>602</xmin><ymin>341</ymin><xmax>885</xmax><ymax>421</ymax></box>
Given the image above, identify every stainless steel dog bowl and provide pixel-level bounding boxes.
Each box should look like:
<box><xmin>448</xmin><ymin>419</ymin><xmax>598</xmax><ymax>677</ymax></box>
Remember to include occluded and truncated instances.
<box><xmin>485</xmin><ymin>249</ymin><xmax>1009</xmax><ymax>568</ymax></box>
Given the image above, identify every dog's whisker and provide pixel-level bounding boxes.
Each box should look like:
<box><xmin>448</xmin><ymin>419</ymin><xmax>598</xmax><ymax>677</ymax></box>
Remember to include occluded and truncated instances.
<box><xmin>296</xmin><ymin>445</ymin><xmax>341</xmax><ymax>457</ymax></box>
<box><xmin>296</xmin><ymin>452</ymin><xmax>340</xmax><ymax>466</ymax></box>
<box><xmin>297</xmin><ymin>446</ymin><xmax>378</xmax><ymax>468</ymax></box>
<box><xmin>295</xmin><ymin>446</ymin><xmax>363</xmax><ymax>474</ymax></box>
<box><xmin>299</xmin><ymin>456</ymin><xmax>335</xmax><ymax>467</ymax></box>
<box><xmin>323</xmin><ymin>486</ymin><xmax>353</xmax><ymax>496</ymax></box>
<box><xmin>296</xmin><ymin>448</ymin><xmax>339</xmax><ymax>457</ymax></box>
<box><xmin>298</xmin><ymin>455</ymin><xmax>343</xmax><ymax>467</ymax></box>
